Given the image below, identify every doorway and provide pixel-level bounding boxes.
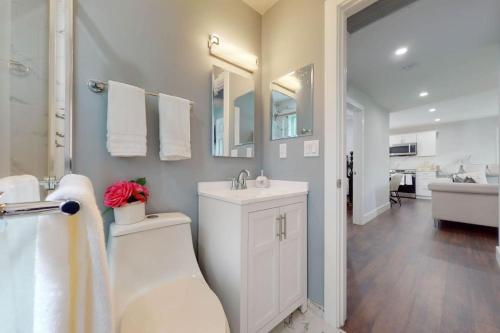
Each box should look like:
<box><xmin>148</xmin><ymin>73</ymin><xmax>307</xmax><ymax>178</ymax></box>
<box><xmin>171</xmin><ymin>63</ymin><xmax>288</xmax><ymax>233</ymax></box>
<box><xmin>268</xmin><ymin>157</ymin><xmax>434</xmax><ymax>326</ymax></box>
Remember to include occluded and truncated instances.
<box><xmin>346</xmin><ymin>99</ymin><xmax>364</xmax><ymax>225</ymax></box>
<box><xmin>325</xmin><ymin>0</ymin><xmax>500</xmax><ymax>328</ymax></box>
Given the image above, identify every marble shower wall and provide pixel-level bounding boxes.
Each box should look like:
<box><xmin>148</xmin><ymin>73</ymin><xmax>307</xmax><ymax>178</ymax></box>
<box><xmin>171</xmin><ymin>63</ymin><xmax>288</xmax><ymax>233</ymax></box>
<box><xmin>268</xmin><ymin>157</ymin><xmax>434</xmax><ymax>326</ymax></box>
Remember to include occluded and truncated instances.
<box><xmin>8</xmin><ymin>0</ymin><xmax>49</xmax><ymax>179</ymax></box>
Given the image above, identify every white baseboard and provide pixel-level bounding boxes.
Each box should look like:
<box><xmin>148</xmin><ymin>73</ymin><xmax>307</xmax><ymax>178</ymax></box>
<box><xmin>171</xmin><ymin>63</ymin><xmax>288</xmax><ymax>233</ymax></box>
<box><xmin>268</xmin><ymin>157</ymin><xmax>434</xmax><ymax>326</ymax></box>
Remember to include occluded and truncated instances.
<box><xmin>362</xmin><ymin>202</ymin><xmax>390</xmax><ymax>225</ymax></box>
<box><xmin>496</xmin><ymin>247</ymin><xmax>500</xmax><ymax>268</ymax></box>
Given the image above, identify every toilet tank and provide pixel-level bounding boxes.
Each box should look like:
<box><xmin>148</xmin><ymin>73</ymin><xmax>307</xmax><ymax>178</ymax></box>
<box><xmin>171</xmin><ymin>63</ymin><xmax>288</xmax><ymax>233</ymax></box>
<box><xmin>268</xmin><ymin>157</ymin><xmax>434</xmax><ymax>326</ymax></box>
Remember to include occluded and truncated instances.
<box><xmin>107</xmin><ymin>212</ymin><xmax>202</xmax><ymax>319</ymax></box>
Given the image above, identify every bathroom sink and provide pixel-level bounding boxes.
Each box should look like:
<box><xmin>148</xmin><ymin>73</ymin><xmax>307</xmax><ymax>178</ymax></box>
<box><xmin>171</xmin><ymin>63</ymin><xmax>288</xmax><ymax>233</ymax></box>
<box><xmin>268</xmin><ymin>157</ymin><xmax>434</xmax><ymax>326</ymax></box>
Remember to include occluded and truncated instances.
<box><xmin>197</xmin><ymin>180</ymin><xmax>308</xmax><ymax>205</ymax></box>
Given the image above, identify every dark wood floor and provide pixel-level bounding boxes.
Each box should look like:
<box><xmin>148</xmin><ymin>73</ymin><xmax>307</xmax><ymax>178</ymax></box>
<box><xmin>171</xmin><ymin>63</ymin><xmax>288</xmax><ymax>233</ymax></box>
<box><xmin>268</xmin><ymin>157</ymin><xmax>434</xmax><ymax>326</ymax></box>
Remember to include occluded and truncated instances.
<box><xmin>342</xmin><ymin>199</ymin><xmax>500</xmax><ymax>333</ymax></box>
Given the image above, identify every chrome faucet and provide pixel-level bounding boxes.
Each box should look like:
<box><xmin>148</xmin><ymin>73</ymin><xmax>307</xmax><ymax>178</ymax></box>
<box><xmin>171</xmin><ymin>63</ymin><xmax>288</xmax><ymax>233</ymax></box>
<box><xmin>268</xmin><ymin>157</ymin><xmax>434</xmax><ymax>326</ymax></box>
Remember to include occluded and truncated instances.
<box><xmin>232</xmin><ymin>169</ymin><xmax>251</xmax><ymax>190</ymax></box>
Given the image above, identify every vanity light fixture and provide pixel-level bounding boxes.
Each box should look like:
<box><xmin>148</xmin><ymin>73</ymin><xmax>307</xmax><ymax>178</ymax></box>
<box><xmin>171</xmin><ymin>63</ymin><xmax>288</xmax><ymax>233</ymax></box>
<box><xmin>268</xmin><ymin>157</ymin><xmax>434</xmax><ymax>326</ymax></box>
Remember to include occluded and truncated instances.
<box><xmin>419</xmin><ymin>91</ymin><xmax>429</xmax><ymax>97</ymax></box>
<box><xmin>429</xmin><ymin>108</ymin><xmax>436</xmax><ymax>112</ymax></box>
<box><xmin>208</xmin><ymin>33</ymin><xmax>259</xmax><ymax>73</ymax></box>
<box><xmin>394</xmin><ymin>47</ymin><xmax>408</xmax><ymax>56</ymax></box>
<box><xmin>435</xmin><ymin>118</ymin><xmax>441</xmax><ymax>122</ymax></box>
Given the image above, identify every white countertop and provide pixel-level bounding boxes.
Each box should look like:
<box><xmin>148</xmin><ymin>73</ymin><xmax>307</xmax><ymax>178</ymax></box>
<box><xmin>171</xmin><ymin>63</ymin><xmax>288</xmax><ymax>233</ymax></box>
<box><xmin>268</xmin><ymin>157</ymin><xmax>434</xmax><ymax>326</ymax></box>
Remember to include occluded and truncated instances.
<box><xmin>198</xmin><ymin>180</ymin><xmax>308</xmax><ymax>205</ymax></box>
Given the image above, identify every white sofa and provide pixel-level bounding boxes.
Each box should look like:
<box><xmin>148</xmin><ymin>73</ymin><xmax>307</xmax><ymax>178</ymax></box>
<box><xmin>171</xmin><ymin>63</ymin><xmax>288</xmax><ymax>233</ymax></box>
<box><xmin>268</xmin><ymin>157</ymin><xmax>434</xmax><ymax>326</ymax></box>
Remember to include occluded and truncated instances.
<box><xmin>428</xmin><ymin>182</ymin><xmax>498</xmax><ymax>228</ymax></box>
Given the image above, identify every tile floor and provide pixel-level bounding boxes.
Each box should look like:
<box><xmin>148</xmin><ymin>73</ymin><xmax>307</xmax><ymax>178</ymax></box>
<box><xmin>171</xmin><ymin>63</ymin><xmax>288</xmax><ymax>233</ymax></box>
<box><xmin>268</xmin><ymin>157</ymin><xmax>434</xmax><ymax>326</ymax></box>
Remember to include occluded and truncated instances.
<box><xmin>270</xmin><ymin>302</ymin><xmax>344</xmax><ymax>333</ymax></box>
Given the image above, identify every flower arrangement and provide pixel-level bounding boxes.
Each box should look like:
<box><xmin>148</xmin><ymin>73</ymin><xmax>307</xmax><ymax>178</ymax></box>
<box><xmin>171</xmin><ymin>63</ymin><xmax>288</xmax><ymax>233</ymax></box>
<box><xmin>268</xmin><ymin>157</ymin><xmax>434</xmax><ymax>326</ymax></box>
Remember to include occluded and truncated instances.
<box><xmin>104</xmin><ymin>177</ymin><xmax>150</xmax><ymax>210</ymax></box>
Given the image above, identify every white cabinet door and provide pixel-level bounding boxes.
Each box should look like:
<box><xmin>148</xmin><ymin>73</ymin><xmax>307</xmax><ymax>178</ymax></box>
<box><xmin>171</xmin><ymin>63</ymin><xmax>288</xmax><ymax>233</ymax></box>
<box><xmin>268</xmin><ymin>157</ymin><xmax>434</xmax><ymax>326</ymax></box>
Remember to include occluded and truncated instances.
<box><xmin>416</xmin><ymin>172</ymin><xmax>436</xmax><ymax>197</ymax></box>
<box><xmin>248</xmin><ymin>208</ymin><xmax>281</xmax><ymax>332</ymax></box>
<box><xmin>400</xmin><ymin>133</ymin><xmax>417</xmax><ymax>143</ymax></box>
<box><xmin>278</xmin><ymin>203</ymin><xmax>306</xmax><ymax>312</ymax></box>
<box><xmin>390</xmin><ymin>135</ymin><xmax>401</xmax><ymax>146</ymax></box>
<box><xmin>417</xmin><ymin>131</ymin><xmax>437</xmax><ymax>156</ymax></box>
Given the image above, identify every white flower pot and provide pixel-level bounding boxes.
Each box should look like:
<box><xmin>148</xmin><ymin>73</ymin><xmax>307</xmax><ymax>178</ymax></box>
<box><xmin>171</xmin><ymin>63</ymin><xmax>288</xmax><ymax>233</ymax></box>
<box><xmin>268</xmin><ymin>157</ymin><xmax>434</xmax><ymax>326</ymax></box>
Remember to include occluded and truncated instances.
<box><xmin>114</xmin><ymin>201</ymin><xmax>146</xmax><ymax>225</ymax></box>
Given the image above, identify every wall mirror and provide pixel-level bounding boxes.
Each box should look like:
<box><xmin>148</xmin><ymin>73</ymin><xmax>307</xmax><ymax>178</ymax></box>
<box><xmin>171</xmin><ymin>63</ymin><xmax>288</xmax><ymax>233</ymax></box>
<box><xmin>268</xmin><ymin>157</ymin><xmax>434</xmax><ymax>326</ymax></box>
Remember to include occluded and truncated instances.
<box><xmin>212</xmin><ymin>65</ymin><xmax>255</xmax><ymax>158</ymax></box>
<box><xmin>271</xmin><ymin>64</ymin><xmax>314</xmax><ymax>140</ymax></box>
<box><xmin>0</xmin><ymin>0</ymin><xmax>73</xmax><ymax>192</ymax></box>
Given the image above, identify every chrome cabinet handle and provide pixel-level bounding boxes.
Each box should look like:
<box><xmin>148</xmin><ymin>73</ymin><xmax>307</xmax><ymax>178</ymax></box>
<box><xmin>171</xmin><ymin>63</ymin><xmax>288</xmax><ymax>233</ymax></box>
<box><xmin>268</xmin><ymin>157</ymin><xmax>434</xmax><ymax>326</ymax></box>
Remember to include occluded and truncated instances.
<box><xmin>276</xmin><ymin>215</ymin><xmax>283</xmax><ymax>241</ymax></box>
<box><xmin>282</xmin><ymin>213</ymin><xmax>287</xmax><ymax>240</ymax></box>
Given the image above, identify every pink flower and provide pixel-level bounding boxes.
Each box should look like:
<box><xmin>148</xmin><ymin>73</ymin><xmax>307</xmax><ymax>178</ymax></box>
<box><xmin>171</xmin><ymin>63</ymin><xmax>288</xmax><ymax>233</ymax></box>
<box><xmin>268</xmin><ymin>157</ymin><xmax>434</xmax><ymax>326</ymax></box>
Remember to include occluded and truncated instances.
<box><xmin>131</xmin><ymin>182</ymin><xmax>150</xmax><ymax>203</ymax></box>
<box><xmin>104</xmin><ymin>179</ymin><xmax>150</xmax><ymax>208</ymax></box>
<box><xmin>104</xmin><ymin>181</ymin><xmax>135</xmax><ymax>208</ymax></box>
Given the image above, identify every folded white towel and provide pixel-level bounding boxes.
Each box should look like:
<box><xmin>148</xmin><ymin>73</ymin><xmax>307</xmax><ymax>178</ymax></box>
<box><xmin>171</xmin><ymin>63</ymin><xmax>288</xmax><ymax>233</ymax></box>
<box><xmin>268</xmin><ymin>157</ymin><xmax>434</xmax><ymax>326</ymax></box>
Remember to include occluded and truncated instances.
<box><xmin>158</xmin><ymin>93</ymin><xmax>191</xmax><ymax>161</ymax></box>
<box><xmin>33</xmin><ymin>174</ymin><xmax>113</xmax><ymax>333</ymax></box>
<box><xmin>0</xmin><ymin>174</ymin><xmax>40</xmax><ymax>203</ymax></box>
<box><xmin>107</xmin><ymin>81</ymin><xmax>147</xmax><ymax>157</ymax></box>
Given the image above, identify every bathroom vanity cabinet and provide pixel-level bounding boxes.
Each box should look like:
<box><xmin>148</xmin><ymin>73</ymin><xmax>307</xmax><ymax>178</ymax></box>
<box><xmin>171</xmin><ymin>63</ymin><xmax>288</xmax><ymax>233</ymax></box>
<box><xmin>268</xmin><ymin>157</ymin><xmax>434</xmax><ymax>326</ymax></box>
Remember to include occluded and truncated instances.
<box><xmin>198</xmin><ymin>181</ymin><xmax>308</xmax><ymax>333</ymax></box>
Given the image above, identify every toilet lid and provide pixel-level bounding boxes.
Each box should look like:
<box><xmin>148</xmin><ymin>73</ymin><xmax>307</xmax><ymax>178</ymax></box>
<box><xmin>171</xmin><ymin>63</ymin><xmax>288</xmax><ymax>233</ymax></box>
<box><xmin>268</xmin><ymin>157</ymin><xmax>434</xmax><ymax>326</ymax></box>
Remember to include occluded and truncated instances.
<box><xmin>120</xmin><ymin>277</ymin><xmax>228</xmax><ymax>333</ymax></box>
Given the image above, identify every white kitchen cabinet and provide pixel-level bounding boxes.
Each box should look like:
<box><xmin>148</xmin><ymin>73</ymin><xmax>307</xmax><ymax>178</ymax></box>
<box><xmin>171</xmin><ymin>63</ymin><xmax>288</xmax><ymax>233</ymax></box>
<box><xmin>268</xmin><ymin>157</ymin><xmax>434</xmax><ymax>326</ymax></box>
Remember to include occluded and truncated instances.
<box><xmin>390</xmin><ymin>135</ymin><xmax>401</xmax><ymax>146</ymax></box>
<box><xmin>198</xmin><ymin>181</ymin><xmax>308</xmax><ymax>333</ymax></box>
<box><xmin>390</xmin><ymin>133</ymin><xmax>418</xmax><ymax>145</ymax></box>
<box><xmin>400</xmin><ymin>133</ymin><xmax>417</xmax><ymax>144</ymax></box>
<box><xmin>416</xmin><ymin>171</ymin><xmax>437</xmax><ymax>198</ymax></box>
<box><xmin>417</xmin><ymin>131</ymin><xmax>437</xmax><ymax>157</ymax></box>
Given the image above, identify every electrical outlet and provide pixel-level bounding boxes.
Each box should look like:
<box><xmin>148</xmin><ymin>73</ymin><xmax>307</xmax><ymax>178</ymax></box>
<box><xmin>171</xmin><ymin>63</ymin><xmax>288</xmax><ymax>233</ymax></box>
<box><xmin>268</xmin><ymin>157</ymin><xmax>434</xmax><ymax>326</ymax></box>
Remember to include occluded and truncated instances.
<box><xmin>280</xmin><ymin>143</ymin><xmax>287</xmax><ymax>159</ymax></box>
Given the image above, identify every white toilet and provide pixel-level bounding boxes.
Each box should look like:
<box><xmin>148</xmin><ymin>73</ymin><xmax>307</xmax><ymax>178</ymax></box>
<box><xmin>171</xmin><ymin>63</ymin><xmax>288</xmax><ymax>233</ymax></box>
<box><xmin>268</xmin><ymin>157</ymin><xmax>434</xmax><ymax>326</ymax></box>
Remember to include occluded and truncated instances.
<box><xmin>107</xmin><ymin>212</ymin><xmax>230</xmax><ymax>333</ymax></box>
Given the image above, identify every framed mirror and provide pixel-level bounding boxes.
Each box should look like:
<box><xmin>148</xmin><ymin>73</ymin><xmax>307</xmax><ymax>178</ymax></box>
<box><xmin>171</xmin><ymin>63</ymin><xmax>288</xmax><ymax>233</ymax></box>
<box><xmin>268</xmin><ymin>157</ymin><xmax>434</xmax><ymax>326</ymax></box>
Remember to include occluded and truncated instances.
<box><xmin>0</xmin><ymin>0</ymin><xmax>73</xmax><ymax>192</ymax></box>
<box><xmin>212</xmin><ymin>65</ymin><xmax>255</xmax><ymax>158</ymax></box>
<box><xmin>271</xmin><ymin>64</ymin><xmax>314</xmax><ymax>140</ymax></box>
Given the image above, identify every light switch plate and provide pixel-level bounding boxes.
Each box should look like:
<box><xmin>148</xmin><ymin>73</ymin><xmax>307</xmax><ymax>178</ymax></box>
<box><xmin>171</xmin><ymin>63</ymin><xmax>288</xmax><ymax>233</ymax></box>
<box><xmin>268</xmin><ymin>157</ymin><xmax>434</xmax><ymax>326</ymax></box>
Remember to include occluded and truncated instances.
<box><xmin>280</xmin><ymin>143</ymin><xmax>287</xmax><ymax>159</ymax></box>
<box><xmin>304</xmin><ymin>140</ymin><xmax>320</xmax><ymax>157</ymax></box>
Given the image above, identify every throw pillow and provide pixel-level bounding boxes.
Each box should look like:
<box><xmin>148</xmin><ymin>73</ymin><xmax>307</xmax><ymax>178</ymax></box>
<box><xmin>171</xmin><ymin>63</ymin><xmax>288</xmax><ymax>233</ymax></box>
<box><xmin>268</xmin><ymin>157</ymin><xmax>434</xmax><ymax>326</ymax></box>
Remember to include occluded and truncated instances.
<box><xmin>463</xmin><ymin>176</ymin><xmax>476</xmax><ymax>183</ymax></box>
<box><xmin>461</xmin><ymin>171</ymin><xmax>488</xmax><ymax>184</ymax></box>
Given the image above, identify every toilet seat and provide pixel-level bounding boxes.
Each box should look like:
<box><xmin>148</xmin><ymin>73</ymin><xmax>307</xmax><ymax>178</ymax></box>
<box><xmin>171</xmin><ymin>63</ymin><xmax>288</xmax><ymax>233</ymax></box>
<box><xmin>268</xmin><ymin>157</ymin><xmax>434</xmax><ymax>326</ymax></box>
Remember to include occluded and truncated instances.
<box><xmin>120</xmin><ymin>277</ymin><xmax>229</xmax><ymax>333</ymax></box>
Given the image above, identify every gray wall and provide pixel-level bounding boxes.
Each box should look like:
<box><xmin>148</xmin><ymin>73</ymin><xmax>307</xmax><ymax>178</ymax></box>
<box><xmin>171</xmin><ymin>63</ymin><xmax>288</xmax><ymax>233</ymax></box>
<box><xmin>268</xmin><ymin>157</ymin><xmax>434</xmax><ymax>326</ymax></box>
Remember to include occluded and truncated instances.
<box><xmin>348</xmin><ymin>85</ymin><xmax>390</xmax><ymax>216</ymax></box>
<box><xmin>262</xmin><ymin>0</ymin><xmax>325</xmax><ymax>305</ymax></box>
<box><xmin>74</xmin><ymin>0</ymin><xmax>262</xmax><ymax>242</ymax></box>
<box><xmin>75</xmin><ymin>0</ymin><xmax>328</xmax><ymax>307</ymax></box>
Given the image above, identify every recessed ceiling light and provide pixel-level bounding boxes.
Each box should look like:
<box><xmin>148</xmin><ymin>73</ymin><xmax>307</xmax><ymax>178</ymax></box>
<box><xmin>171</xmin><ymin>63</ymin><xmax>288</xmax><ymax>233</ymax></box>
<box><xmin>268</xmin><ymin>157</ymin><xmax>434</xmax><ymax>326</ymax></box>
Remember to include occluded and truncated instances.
<box><xmin>419</xmin><ymin>91</ymin><xmax>429</xmax><ymax>97</ymax></box>
<box><xmin>394</xmin><ymin>47</ymin><xmax>408</xmax><ymax>56</ymax></box>
<box><xmin>429</xmin><ymin>108</ymin><xmax>436</xmax><ymax>112</ymax></box>
<box><xmin>435</xmin><ymin>118</ymin><xmax>441</xmax><ymax>122</ymax></box>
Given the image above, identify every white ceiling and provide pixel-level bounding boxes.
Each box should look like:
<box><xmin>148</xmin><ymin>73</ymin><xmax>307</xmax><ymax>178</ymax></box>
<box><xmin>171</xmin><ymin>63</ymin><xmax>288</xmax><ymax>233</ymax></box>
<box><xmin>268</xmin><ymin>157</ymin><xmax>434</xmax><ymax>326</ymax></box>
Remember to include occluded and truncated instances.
<box><xmin>241</xmin><ymin>0</ymin><xmax>280</xmax><ymax>14</ymax></box>
<box><xmin>390</xmin><ymin>89</ymin><xmax>498</xmax><ymax>130</ymax></box>
<box><xmin>347</xmin><ymin>0</ymin><xmax>500</xmax><ymax>126</ymax></box>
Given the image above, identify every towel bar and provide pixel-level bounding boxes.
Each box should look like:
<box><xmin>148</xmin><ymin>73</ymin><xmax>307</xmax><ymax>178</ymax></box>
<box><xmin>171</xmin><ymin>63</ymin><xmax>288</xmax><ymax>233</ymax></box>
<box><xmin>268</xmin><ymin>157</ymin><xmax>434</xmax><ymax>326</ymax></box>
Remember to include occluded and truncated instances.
<box><xmin>87</xmin><ymin>79</ymin><xmax>194</xmax><ymax>106</ymax></box>
<box><xmin>0</xmin><ymin>200</ymin><xmax>80</xmax><ymax>219</ymax></box>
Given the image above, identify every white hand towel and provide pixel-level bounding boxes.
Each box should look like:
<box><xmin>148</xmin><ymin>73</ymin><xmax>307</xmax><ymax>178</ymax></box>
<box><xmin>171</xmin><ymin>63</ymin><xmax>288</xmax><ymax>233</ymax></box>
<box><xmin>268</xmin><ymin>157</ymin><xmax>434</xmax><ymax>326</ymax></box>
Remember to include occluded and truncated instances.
<box><xmin>0</xmin><ymin>175</ymin><xmax>40</xmax><ymax>332</ymax></box>
<box><xmin>107</xmin><ymin>80</ymin><xmax>147</xmax><ymax>157</ymax></box>
<box><xmin>400</xmin><ymin>174</ymin><xmax>413</xmax><ymax>186</ymax></box>
<box><xmin>33</xmin><ymin>174</ymin><xmax>113</xmax><ymax>333</ymax></box>
<box><xmin>158</xmin><ymin>93</ymin><xmax>191</xmax><ymax>161</ymax></box>
<box><xmin>0</xmin><ymin>174</ymin><xmax>40</xmax><ymax>203</ymax></box>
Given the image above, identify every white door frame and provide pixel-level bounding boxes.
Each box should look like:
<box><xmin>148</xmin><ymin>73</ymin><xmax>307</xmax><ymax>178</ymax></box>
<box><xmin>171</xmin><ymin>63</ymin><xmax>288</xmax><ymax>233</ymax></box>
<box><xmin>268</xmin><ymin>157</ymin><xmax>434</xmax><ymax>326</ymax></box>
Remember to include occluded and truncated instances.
<box><xmin>324</xmin><ymin>0</ymin><xmax>378</xmax><ymax>327</ymax></box>
<box><xmin>347</xmin><ymin>98</ymin><xmax>365</xmax><ymax>225</ymax></box>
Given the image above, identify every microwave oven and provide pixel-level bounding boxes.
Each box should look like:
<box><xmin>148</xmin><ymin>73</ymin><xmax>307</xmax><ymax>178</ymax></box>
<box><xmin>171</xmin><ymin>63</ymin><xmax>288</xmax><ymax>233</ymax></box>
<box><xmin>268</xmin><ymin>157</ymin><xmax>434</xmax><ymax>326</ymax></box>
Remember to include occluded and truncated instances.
<box><xmin>389</xmin><ymin>143</ymin><xmax>417</xmax><ymax>157</ymax></box>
